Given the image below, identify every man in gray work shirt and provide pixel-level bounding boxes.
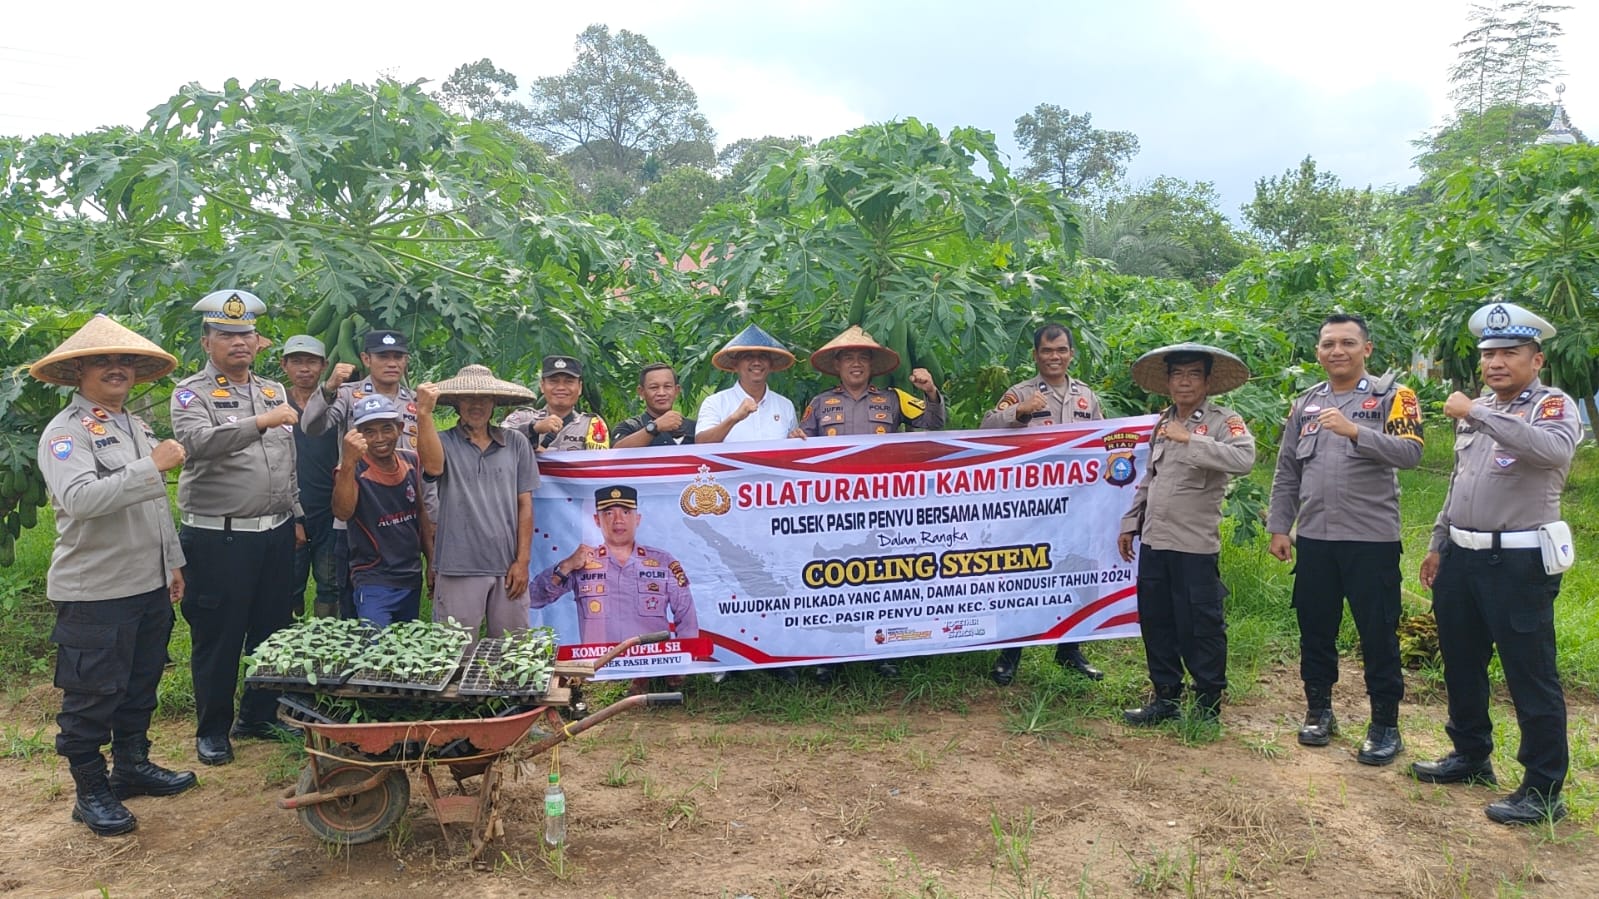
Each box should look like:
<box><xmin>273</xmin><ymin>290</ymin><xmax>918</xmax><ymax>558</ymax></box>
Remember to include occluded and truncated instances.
<box><xmin>416</xmin><ymin>365</ymin><xmax>539</xmax><ymax>642</ymax></box>
<box><xmin>1267</xmin><ymin>313</ymin><xmax>1423</xmax><ymax>766</ymax></box>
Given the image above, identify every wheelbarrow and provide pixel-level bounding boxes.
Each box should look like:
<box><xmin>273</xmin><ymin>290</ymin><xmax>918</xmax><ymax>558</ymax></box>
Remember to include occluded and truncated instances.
<box><xmin>277</xmin><ymin>632</ymin><xmax>681</xmax><ymax>859</ymax></box>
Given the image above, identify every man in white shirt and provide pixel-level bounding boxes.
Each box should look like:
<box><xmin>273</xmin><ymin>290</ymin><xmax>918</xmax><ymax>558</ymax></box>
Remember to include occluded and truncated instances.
<box><xmin>695</xmin><ymin>324</ymin><xmax>801</xmax><ymax>444</ymax></box>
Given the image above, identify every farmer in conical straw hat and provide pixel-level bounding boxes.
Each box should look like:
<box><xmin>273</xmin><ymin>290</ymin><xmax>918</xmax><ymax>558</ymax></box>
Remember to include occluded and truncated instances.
<box><xmin>415</xmin><ymin>365</ymin><xmax>539</xmax><ymax>643</ymax></box>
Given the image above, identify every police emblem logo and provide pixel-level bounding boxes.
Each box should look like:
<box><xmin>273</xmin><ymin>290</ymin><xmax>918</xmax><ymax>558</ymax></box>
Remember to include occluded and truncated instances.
<box><xmin>382</xmin><ymin>334</ymin><xmax>397</xmax><ymax>346</ymax></box>
<box><xmin>1302</xmin><ymin>421</ymin><xmax>1321</xmax><ymax>436</ymax></box>
<box><xmin>645</xmin><ymin>596</ymin><xmax>660</xmax><ymax>610</ymax></box>
<box><xmin>1107</xmin><ymin>453</ymin><xmax>1136</xmax><ymax>487</ymax></box>
<box><xmin>553</xmin><ymin>358</ymin><xmax>567</xmax><ymax>369</ymax></box>
<box><xmin>679</xmin><ymin>465</ymin><xmax>732</xmax><ymax>517</ymax></box>
<box><xmin>1537</xmin><ymin>396</ymin><xmax>1566</xmax><ymax>420</ymax></box>
<box><xmin>221</xmin><ymin>294</ymin><xmax>247</xmax><ymax>319</ymax></box>
<box><xmin>1077</xmin><ymin>397</ymin><xmax>1089</xmax><ymax>410</ymax></box>
<box><xmin>588</xmin><ymin>600</ymin><xmax>602</xmax><ymax>614</ymax></box>
<box><xmin>1193</xmin><ymin>424</ymin><xmax>1208</xmax><ymax>436</ymax></box>
<box><xmin>1362</xmin><ymin>398</ymin><xmax>1379</xmax><ymax>409</ymax></box>
<box><xmin>1486</xmin><ymin>304</ymin><xmax>1511</xmax><ymax>331</ymax></box>
<box><xmin>49</xmin><ymin>435</ymin><xmax>74</xmax><ymax>460</ymax></box>
<box><xmin>211</xmin><ymin>389</ymin><xmax>230</xmax><ymax>398</ymax></box>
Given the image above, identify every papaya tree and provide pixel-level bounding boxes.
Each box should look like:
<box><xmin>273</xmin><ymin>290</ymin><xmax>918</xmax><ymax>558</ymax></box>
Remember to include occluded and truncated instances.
<box><xmin>692</xmin><ymin>118</ymin><xmax>1080</xmax><ymax>421</ymax></box>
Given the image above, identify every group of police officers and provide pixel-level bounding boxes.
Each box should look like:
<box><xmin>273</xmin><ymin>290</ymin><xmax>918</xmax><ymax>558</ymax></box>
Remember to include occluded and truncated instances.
<box><xmin>31</xmin><ymin>288</ymin><xmax>1582</xmax><ymax>836</ymax></box>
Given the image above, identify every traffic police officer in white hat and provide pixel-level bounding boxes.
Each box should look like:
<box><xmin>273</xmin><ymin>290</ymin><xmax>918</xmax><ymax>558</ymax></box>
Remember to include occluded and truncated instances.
<box><xmin>1412</xmin><ymin>301</ymin><xmax>1581</xmax><ymax>825</ymax></box>
<box><xmin>171</xmin><ymin>289</ymin><xmax>302</xmax><ymax>765</ymax></box>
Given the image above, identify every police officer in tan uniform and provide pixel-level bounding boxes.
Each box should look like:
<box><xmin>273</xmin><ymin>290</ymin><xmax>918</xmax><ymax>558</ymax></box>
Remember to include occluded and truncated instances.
<box><xmin>800</xmin><ymin>325</ymin><xmax>945</xmax><ymax>438</ymax></box>
<box><xmin>983</xmin><ymin>322</ymin><xmax>1104</xmax><ymax>684</ymax></box>
<box><xmin>1268</xmin><ymin>313</ymin><xmax>1423</xmax><ymax>765</ymax></box>
<box><xmin>1119</xmin><ymin>343</ymin><xmax>1256</xmax><ymax>725</ymax></box>
<box><xmin>799</xmin><ymin>325</ymin><xmax>943</xmax><ymax>682</ymax></box>
<box><xmin>1412</xmin><ymin>302</ymin><xmax>1582</xmax><ymax>826</ymax></box>
<box><xmin>504</xmin><ymin>355</ymin><xmax>610</xmax><ymax>452</ymax></box>
<box><xmin>530</xmin><ymin>485</ymin><xmax>699</xmax><ymax>644</ymax></box>
<box><xmin>171</xmin><ymin>290</ymin><xmax>302</xmax><ymax>766</ymax></box>
<box><xmin>32</xmin><ymin>316</ymin><xmax>197</xmax><ymax>836</ymax></box>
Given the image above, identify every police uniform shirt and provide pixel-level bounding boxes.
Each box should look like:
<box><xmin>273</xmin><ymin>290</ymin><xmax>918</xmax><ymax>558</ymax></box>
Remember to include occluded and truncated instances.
<box><xmin>301</xmin><ymin>380</ymin><xmax>420</xmax><ymax>449</ymax></box>
<box><xmin>171</xmin><ymin>362</ymin><xmax>300</xmax><ymax>518</ymax></box>
<box><xmin>1267</xmin><ymin>377</ymin><xmax>1424</xmax><ymax>542</ymax></box>
<box><xmin>613</xmin><ymin>412</ymin><xmax>698</xmax><ymax>446</ymax></box>
<box><xmin>1429</xmin><ymin>380</ymin><xmax>1581</xmax><ymax>552</ymax></box>
<box><xmin>1120</xmin><ymin>401</ymin><xmax>1256</xmax><ymax>555</ymax></box>
<box><xmin>799</xmin><ymin>385</ymin><xmax>947</xmax><ymax>437</ymax></box>
<box><xmin>529</xmin><ymin>543</ymin><xmax>699</xmax><ymax>644</ymax></box>
<box><xmin>39</xmin><ymin>394</ymin><xmax>184</xmax><ymax>602</ymax></box>
<box><xmin>502</xmin><ymin>407</ymin><xmax>610</xmax><ymax>451</ymax></box>
<box><xmin>982</xmin><ymin>377</ymin><xmax>1102</xmax><ymax>429</ymax></box>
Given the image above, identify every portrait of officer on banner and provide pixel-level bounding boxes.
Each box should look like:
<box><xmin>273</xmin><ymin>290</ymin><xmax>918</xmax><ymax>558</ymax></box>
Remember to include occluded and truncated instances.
<box><xmin>529</xmin><ymin>485</ymin><xmax>700</xmax><ymax>645</ymax></box>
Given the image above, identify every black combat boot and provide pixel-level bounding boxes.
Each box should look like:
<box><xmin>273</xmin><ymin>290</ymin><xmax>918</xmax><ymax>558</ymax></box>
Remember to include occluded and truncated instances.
<box><xmin>1191</xmin><ymin>689</ymin><xmax>1223</xmax><ymax>723</ymax></box>
<box><xmin>110</xmin><ymin>734</ymin><xmax>198</xmax><ymax>798</ymax></box>
<box><xmin>1356</xmin><ymin>700</ymin><xmax>1403</xmax><ymax>766</ymax></box>
<box><xmin>69</xmin><ymin>756</ymin><xmax>137</xmax><ymax>836</ymax></box>
<box><xmin>1297</xmin><ymin>684</ymin><xmax>1337</xmax><ymax>747</ymax></box>
<box><xmin>1054</xmin><ymin>643</ymin><xmax>1104</xmax><ymax>681</ymax></box>
<box><xmin>1123</xmin><ymin>683</ymin><xmax>1183</xmax><ymax>726</ymax></box>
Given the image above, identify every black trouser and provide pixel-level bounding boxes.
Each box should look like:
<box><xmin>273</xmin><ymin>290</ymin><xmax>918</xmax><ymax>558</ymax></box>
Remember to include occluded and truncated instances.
<box><xmin>180</xmin><ymin>520</ymin><xmax>295</xmax><ymax>738</ymax></box>
<box><xmin>332</xmin><ymin>526</ymin><xmax>356</xmax><ymax>619</ymax></box>
<box><xmin>1291</xmin><ymin>537</ymin><xmax>1404</xmax><ymax>706</ymax></box>
<box><xmin>52</xmin><ymin>586</ymin><xmax>173</xmax><ymax>762</ymax></box>
<box><xmin>291</xmin><ymin>513</ymin><xmax>338</xmax><ymax>615</ymax></box>
<box><xmin>1433</xmin><ymin>542</ymin><xmax>1567</xmax><ymax>793</ymax></box>
<box><xmin>1135</xmin><ymin>547</ymin><xmax>1227</xmax><ymax>694</ymax></box>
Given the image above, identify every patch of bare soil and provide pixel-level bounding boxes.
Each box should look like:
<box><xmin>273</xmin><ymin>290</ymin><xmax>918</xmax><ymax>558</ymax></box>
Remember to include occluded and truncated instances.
<box><xmin>0</xmin><ymin>666</ymin><xmax>1594</xmax><ymax>898</ymax></box>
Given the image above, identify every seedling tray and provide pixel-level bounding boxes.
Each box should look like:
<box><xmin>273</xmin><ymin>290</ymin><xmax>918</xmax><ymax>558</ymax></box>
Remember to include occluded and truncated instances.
<box><xmin>345</xmin><ymin>658</ymin><xmax>462</xmax><ymax>695</ymax></box>
<box><xmin>457</xmin><ymin>638</ymin><xmax>553</xmax><ymax>697</ymax></box>
<box><xmin>245</xmin><ymin>661</ymin><xmax>354</xmax><ymax>690</ymax></box>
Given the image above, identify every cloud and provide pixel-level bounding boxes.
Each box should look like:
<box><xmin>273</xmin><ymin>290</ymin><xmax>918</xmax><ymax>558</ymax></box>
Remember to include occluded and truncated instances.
<box><xmin>671</xmin><ymin>55</ymin><xmax>869</xmax><ymax>146</ymax></box>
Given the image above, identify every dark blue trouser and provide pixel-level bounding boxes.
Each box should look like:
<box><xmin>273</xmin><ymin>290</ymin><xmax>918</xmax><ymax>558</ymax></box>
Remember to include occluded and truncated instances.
<box><xmin>291</xmin><ymin>513</ymin><xmax>337</xmax><ymax>615</ymax></box>
<box><xmin>52</xmin><ymin>586</ymin><xmax>173</xmax><ymax>762</ymax></box>
<box><xmin>1135</xmin><ymin>547</ymin><xmax>1228</xmax><ymax>695</ymax></box>
<box><xmin>1291</xmin><ymin>537</ymin><xmax>1404</xmax><ymax>708</ymax></box>
<box><xmin>1433</xmin><ymin>542</ymin><xmax>1567</xmax><ymax>793</ymax></box>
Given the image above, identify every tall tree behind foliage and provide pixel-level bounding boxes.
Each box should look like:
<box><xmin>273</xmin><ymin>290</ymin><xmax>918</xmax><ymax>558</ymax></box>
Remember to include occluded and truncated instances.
<box><xmin>1013</xmin><ymin>103</ymin><xmax>1139</xmax><ymax>198</ymax></box>
<box><xmin>528</xmin><ymin>25</ymin><xmax>716</xmax><ymax>215</ymax></box>
<box><xmin>1414</xmin><ymin>1</ymin><xmax>1569</xmax><ymax>177</ymax></box>
<box><xmin>1093</xmin><ymin>177</ymin><xmax>1257</xmax><ymax>285</ymax></box>
<box><xmin>1241</xmin><ymin>156</ymin><xmax>1386</xmax><ymax>254</ymax></box>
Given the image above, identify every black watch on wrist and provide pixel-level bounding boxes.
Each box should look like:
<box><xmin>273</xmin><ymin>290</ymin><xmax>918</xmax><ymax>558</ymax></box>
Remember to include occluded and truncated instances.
<box><xmin>644</xmin><ymin>420</ymin><xmax>659</xmax><ymax>435</ymax></box>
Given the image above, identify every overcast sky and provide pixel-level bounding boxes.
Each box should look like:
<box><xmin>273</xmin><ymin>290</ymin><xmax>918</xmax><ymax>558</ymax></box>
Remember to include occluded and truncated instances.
<box><xmin>2</xmin><ymin>1</ymin><xmax>1593</xmax><ymax>218</ymax></box>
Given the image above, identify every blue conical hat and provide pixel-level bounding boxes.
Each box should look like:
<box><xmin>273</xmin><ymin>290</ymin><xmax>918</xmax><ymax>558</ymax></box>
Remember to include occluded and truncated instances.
<box><xmin>712</xmin><ymin>323</ymin><xmax>795</xmax><ymax>372</ymax></box>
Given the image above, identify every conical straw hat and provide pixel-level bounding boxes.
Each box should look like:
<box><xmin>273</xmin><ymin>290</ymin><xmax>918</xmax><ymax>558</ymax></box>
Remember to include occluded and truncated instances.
<box><xmin>712</xmin><ymin>323</ymin><xmax>795</xmax><ymax>372</ymax></box>
<box><xmin>28</xmin><ymin>314</ymin><xmax>178</xmax><ymax>387</ymax></box>
<box><xmin>1130</xmin><ymin>342</ymin><xmax>1251</xmax><ymax>396</ymax></box>
<box><xmin>433</xmin><ymin>364</ymin><xmax>537</xmax><ymax>406</ymax></box>
<box><xmin>809</xmin><ymin>325</ymin><xmax>901</xmax><ymax>377</ymax></box>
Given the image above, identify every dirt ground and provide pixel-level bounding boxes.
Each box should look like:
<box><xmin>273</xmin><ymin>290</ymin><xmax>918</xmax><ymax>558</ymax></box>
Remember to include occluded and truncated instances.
<box><xmin>0</xmin><ymin>665</ymin><xmax>1594</xmax><ymax>899</ymax></box>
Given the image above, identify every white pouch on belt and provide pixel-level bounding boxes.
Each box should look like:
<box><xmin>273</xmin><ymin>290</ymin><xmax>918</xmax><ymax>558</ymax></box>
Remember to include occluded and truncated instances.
<box><xmin>1536</xmin><ymin>520</ymin><xmax>1575</xmax><ymax>575</ymax></box>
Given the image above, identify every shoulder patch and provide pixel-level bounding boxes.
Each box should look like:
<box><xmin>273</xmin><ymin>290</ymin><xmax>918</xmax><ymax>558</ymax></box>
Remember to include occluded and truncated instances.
<box><xmin>586</xmin><ymin>414</ymin><xmax>609</xmax><ymax>448</ymax></box>
<box><xmin>175</xmin><ymin>389</ymin><xmax>197</xmax><ymax>409</ymax></box>
<box><xmin>1226</xmin><ymin>416</ymin><xmax>1248</xmax><ymax>438</ymax></box>
<box><xmin>996</xmin><ymin>391</ymin><xmax>1020</xmax><ymax>412</ymax></box>
<box><xmin>1537</xmin><ymin>395</ymin><xmax>1567</xmax><ymax>420</ymax></box>
<box><xmin>893</xmin><ymin>388</ymin><xmax>926</xmax><ymax>420</ymax></box>
<box><xmin>668</xmin><ymin>560</ymin><xmax>689</xmax><ymax>588</ymax></box>
<box><xmin>49</xmin><ymin>434</ymin><xmax>74</xmax><ymax>460</ymax></box>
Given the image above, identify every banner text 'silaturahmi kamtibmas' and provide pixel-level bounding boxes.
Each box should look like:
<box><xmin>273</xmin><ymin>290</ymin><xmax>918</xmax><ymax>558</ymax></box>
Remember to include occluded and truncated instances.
<box><xmin>528</xmin><ymin>416</ymin><xmax>1158</xmax><ymax>679</ymax></box>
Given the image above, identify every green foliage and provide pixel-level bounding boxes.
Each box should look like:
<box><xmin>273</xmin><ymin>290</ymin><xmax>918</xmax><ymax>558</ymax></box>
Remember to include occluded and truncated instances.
<box><xmin>1398</xmin><ymin>144</ymin><xmax>1599</xmax><ymax>398</ymax></box>
<box><xmin>1240</xmin><ymin>156</ymin><xmax>1389</xmax><ymax>254</ymax></box>
<box><xmin>695</xmin><ymin>118</ymin><xmax>1080</xmax><ymax>416</ymax></box>
<box><xmin>1095</xmin><ymin>177</ymin><xmax>1259</xmax><ymax>286</ymax></box>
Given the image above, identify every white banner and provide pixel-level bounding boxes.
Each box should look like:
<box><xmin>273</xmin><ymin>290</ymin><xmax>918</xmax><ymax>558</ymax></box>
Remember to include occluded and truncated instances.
<box><xmin>527</xmin><ymin>416</ymin><xmax>1156</xmax><ymax>679</ymax></box>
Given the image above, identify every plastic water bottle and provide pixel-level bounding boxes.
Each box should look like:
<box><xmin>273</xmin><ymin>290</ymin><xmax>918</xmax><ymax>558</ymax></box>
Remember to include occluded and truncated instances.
<box><xmin>543</xmin><ymin>773</ymin><xmax>566</xmax><ymax>847</ymax></box>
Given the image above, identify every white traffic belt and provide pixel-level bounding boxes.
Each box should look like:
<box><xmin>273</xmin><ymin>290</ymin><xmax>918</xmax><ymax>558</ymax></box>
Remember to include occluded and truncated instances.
<box><xmin>181</xmin><ymin>511</ymin><xmax>292</xmax><ymax>533</ymax></box>
<box><xmin>1448</xmin><ymin>526</ymin><xmax>1539</xmax><ymax>550</ymax></box>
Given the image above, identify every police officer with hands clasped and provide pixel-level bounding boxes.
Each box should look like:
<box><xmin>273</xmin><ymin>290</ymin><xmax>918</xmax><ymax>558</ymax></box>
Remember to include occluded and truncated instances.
<box><xmin>1411</xmin><ymin>301</ymin><xmax>1582</xmax><ymax>826</ymax></box>
<box><xmin>1267</xmin><ymin>313</ymin><xmax>1423</xmax><ymax>765</ymax></box>
<box><xmin>32</xmin><ymin>315</ymin><xmax>197</xmax><ymax>836</ymax></box>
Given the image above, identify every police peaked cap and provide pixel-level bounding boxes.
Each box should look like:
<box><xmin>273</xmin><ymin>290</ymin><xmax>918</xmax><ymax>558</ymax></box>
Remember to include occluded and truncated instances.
<box><xmin>595</xmin><ymin>485</ymin><xmax>639</xmax><ymax>511</ymax></box>
<box><xmin>1470</xmin><ymin>301</ymin><xmax>1556</xmax><ymax>349</ymax></box>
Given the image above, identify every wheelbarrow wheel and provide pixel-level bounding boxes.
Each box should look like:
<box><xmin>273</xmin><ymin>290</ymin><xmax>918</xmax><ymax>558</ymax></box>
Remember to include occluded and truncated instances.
<box><xmin>295</xmin><ymin>761</ymin><xmax>411</xmax><ymax>846</ymax></box>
